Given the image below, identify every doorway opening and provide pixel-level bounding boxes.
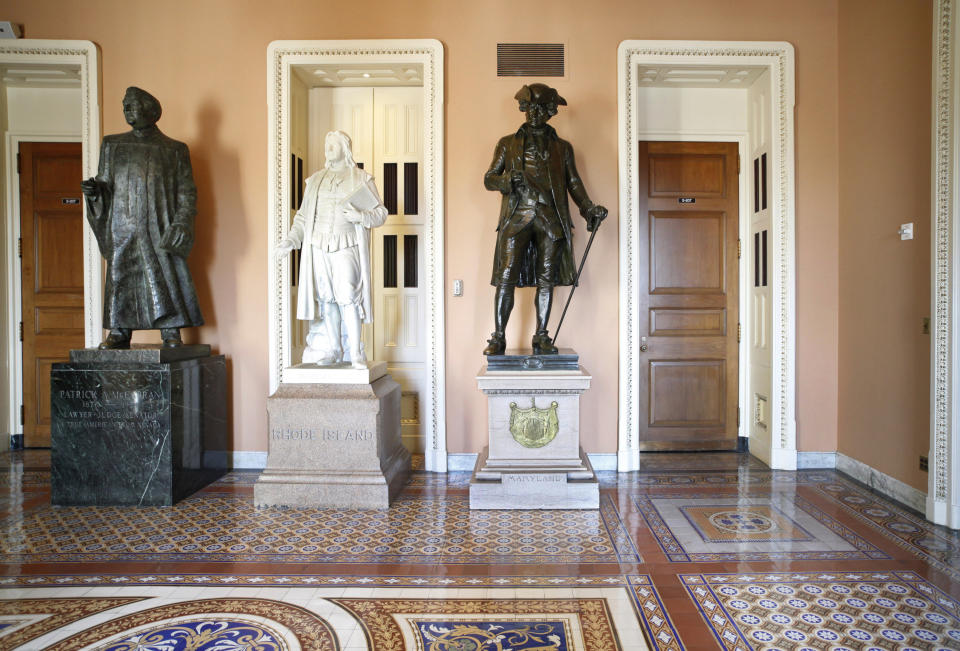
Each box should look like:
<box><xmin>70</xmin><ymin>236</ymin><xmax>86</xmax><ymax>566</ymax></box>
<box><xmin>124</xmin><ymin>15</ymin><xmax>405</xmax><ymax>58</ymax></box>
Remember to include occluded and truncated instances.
<box><xmin>617</xmin><ymin>41</ymin><xmax>797</xmax><ymax>470</ymax></box>
<box><xmin>0</xmin><ymin>40</ymin><xmax>100</xmax><ymax>448</ymax></box>
<box><xmin>266</xmin><ymin>40</ymin><xmax>447</xmax><ymax>470</ymax></box>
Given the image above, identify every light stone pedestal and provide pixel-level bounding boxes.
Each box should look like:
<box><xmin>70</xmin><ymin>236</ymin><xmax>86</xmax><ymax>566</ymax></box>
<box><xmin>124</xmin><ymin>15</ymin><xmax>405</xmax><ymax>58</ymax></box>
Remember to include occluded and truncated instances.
<box><xmin>469</xmin><ymin>364</ymin><xmax>598</xmax><ymax>509</ymax></box>
<box><xmin>254</xmin><ymin>370</ymin><xmax>409</xmax><ymax>510</ymax></box>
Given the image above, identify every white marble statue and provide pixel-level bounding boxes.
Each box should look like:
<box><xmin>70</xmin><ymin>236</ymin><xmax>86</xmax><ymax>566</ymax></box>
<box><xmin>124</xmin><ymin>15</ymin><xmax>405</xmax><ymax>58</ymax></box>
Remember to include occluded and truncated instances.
<box><xmin>277</xmin><ymin>130</ymin><xmax>388</xmax><ymax>368</ymax></box>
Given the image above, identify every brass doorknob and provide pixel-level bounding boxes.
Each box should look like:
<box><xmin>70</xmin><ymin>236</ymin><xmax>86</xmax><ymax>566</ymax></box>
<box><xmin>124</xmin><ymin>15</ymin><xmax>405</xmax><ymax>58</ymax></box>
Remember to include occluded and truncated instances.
<box><xmin>640</xmin><ymin>336</ymin><xmax>648</xmax><ymax>352</ymax></box>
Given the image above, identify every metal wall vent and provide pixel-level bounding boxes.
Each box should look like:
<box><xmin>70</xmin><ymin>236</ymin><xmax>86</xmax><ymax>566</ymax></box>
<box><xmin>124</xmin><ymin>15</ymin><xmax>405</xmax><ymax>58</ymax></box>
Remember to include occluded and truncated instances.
<box><xmin>497</xmin><ymin>43</ymin><xmax>564</xmax><ymax>77</ymax></box>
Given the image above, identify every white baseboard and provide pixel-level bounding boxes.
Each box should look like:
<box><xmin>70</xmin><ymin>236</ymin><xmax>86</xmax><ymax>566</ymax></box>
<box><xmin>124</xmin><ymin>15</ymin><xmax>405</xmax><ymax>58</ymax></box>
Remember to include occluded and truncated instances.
<box><xmin>836</xmin><ymin>452</ymin><xmax>926</xmax><ymax>513</ymax></box>
<box><xmin>231</xmin><ymin>451</ymin><xmax>267</xmax><ymax>469</ymax></box>
<box><xmin>447</xmin><ymin>453</ymin><xmax>477</xmax><ymax>472</ymax></box>
<box><xmin>445</xmin><ymin>452</ymin><xmax>617</xmax><ymax>472</ymax></box>
<box><xmin>770</xmin><ymin>447</ymin><xmax>797</xmax><ymax>470</ymax></box>
<box><xmin>588</xmin><ymin>453</ymin><xmax>617</xmax><ymax>471</ymax></box>
<box><xmin>796</xmin><ymin>451</ymin><xmax>837</xmax><ymax>469</ymax></box>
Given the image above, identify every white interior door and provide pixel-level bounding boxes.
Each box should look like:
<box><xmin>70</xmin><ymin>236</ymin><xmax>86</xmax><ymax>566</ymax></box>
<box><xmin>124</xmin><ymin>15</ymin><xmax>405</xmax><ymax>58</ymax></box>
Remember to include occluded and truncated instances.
<box><xmin>304</xmin><ymin>85</ymin><xmax>426</xmax><ymax>453</ymax></box>
<box><xmin>371</xmin><ymin>87</ymin><xmax>425</xmax><ymax>453</ymax></box>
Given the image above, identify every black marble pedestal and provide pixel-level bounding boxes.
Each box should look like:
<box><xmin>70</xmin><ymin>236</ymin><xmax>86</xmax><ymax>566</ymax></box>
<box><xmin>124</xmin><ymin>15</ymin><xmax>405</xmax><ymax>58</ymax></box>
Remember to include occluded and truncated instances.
<box><xmin>51</xmin><ymin>346</ymin><xmax>228</xmax><ymax>506</ymax></box>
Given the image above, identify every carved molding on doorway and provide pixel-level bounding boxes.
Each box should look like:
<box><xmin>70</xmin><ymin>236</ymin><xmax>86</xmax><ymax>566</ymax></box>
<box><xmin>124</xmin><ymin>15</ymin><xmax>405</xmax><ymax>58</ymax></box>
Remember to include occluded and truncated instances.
<box><xmin>616</xmin><ymin>41</ymin><xmax>797</xmax><ymax>471</ymax></box>
<box><xmin>266</xmin><ymin>40</ymin><xmax>447</xmax><ymax>471</ymax></box>
<box><xmin>928</xmin><ymin>0</ymin><xmax>958</xmax><ymax>527</ymax></box>
<box><xmin>0</xmin><ymin>40</ymin><xmax>100</xmax><ymax>346</ymax></box>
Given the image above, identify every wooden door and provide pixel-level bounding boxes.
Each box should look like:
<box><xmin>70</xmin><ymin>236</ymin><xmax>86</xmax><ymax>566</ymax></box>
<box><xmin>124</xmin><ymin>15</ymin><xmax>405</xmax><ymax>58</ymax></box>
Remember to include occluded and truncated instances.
<box><xmin>637</xmin><ymin>141</ymin><xmax>739</xmax><ymax>450</ymax></box>
<box><xmin>19</xmin><ymin>142</ymin><xmax>85</xmax><ymax>447</ymax></box>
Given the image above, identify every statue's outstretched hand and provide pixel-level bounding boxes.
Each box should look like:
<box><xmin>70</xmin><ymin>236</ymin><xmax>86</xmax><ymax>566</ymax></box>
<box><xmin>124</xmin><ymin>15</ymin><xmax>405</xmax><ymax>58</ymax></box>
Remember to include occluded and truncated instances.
<box><xmin>586</xmin><ymin>204</ymin><xmax>608</xmax><ymax>232</ymax></box>
<box><xmin>80</xmin><ymin>178</ymin><xmax>100</xmax><ymax>198</ymax></box>
<box><xmin>275</xmin><ymin>238</ymin><xmax>296</xmax><ymax>259</ymax></box>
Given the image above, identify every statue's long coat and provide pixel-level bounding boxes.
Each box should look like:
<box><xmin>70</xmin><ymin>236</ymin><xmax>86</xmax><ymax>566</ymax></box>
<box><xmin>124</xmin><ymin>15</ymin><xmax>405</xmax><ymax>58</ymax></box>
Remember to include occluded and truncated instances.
<box><xmin>288</xmin><ymin>166</ymin><xmax>384</xmax><ymax>323</ymax></box>
<box><xmin>85</xmin><ymin>126</ymin><xmax>203</xmax><ymax>329</ymax></box>
<box><xmin>484</xmin><ymin>123</ymin><xmax>596</xmax><ymax>287</ymax></box>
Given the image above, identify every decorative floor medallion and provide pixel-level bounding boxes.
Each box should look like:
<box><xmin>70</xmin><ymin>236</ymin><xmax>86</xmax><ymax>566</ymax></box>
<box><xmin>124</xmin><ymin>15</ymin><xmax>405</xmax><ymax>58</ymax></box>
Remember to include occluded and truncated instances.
<box><xmin>635</xmin><ymin>494</ymin><xmax>888</xmax><ymax>562</ymax></box>
<box><xmin>683</xmin><ymin>571</ymin><xmax>960</xmax><ymax>650</ymax></box>
<box><xmin>0</xmin><ymin>598</ymin><xmax>146</xmax><ymax>651</ymax></box>
<box><xmin>45</xmin><ymin>598</ymin><xmax>339</xmax><ymax>651</ymax></box>
<box><xmin>680</xmin><ymin>504</ymin><xmax>814</xmax><ymax>542</ymax></box>
<box><xmin>331</xmin><ymin>598</ymin><xmax>623</xmax><ymax>650</ymax></box>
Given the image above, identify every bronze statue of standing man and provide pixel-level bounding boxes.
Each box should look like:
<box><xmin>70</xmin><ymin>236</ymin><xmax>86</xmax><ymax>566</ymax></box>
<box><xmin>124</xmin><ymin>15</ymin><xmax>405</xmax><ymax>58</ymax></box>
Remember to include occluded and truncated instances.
<box><xmin>81</xmin><ymin>87</ymin><xmax>204</xmax><ymax>349</ymax></box>
<box><xmin>483</xmin><ymin>83</ymin><xmax>607</xmax><ymax>355</ymax></box>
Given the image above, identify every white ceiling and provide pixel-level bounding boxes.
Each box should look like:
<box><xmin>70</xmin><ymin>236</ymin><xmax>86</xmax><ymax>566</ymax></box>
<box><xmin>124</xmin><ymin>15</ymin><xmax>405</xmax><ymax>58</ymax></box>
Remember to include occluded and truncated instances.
<box><xmin>293</xmin><ymin>63</ymin><xmax>423</xmax><ymax>88</ymax></box>
<box><xmin>637</xmin><ymin>64</ymin><xmax>765</xmax><ymax>88</ymax></box>
<box><xmin>0</xmin><ymin>62</ymin><xmax>81</xmax><ymax>88</ymax></box>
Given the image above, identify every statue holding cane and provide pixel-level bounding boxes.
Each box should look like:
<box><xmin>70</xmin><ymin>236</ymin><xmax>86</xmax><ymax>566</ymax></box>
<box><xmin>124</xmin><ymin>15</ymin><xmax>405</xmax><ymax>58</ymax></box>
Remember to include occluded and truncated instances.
<box><xmin>483</xmin><ymin>83</ymin><xmax>607</xmax><ymax>355</ymax></box>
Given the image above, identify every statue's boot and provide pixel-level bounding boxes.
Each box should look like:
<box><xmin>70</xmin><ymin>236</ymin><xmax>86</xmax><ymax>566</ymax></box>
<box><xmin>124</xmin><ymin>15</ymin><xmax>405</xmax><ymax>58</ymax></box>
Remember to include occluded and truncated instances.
<box><xmin>532</xmin><ymin>286</ymin><xmax>558</xmax><ymax>354</ymax></box>
<box><xmin>99</xmin><ymin>329</ymin><xmax>131</xmax><ymax>350</ymax></box>
<box><xmin>342</xmin><ymin>303</ymin><xmax>367</xmax><ymax>369</ymax></box>
<box><xmin>532</xmin><ymin>330</ymin><xmax>558</xmax><ymax>355</ymax></box>
<box><xmin>483</xmin><ymin>332</ymin><xmax>506</xmax><ymax>356</ymax></box>
<box><xmin>483</xmin><ymin>285</ymin><xmax>513</xmax><ymax>355</ymax></box>
<box><xmin>161</xmin><ymin>328</ymin><xmax>182</xmax><ymax>348</ymax></box>
<box><xmin>305</xmin><ymin>302</ymin><xmax>342</xmax><ymax>365</ymax></box>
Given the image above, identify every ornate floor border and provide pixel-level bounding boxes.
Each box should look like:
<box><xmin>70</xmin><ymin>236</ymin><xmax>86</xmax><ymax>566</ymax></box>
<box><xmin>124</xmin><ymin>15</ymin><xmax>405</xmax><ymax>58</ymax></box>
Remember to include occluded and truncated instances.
<box><xmin>0</xmin><ymin>574</ymin><xmax>629</xmax><ymax>588</ymax></box>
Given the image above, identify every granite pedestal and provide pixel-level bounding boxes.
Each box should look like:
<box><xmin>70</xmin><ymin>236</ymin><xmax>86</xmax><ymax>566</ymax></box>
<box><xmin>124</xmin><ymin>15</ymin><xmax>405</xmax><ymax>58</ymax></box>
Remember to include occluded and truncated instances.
<box><xmin>51</xmin><ymin>345</ymin><xmax>228</xmax><ymax>506</ymax></box>
<box><xmin>469</xmin><ymin>355</ymin><xmax>599</xmax><ymax>509</ymax></box>
<box><xmin>254</xmin><ymin>368</ymin><xmax>409</xmax><ymax>510</ymax></box>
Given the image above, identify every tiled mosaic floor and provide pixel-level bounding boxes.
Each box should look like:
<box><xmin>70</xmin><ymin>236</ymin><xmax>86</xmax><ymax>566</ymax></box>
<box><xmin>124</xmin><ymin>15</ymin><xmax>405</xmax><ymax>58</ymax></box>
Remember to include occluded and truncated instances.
<box><xmin>2</xmin><ymin>450</ymin><xmax>960</xmax><ymax>650</ymax></box>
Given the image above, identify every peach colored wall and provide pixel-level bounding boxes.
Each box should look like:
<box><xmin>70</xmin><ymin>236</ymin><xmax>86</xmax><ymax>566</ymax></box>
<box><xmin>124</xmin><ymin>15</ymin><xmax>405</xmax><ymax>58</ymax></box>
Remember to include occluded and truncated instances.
<box><xmin>838</xmin><ymin>0</ymin><xmax>932</xmax><ymax>491</ymax></box>
<box><xmin>4</xmin><ymin>0</ymin><xmax>856</xmax><ymax>457</ymax></box>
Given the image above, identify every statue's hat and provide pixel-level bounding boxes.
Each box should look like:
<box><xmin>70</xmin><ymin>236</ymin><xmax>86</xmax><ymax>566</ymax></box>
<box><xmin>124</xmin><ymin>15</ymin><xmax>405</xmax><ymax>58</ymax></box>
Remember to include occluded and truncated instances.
<box><xmin>515</xmin><ymin>83</ymin><xmax>567</xmax><ymax>112</ymax></box>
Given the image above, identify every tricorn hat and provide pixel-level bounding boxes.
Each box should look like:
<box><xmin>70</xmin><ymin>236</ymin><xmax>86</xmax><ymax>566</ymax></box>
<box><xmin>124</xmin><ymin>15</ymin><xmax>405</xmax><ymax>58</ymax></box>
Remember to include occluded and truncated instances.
<box><xmin>515</xmin><ymin>83</ymin><xmax>567</xmax><ymax>115</ymax></box>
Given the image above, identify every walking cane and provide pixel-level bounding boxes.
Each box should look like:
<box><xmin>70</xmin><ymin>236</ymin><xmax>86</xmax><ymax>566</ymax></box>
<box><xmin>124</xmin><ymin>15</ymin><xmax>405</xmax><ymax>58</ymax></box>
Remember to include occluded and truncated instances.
<box><xmin>552</xmin><ymin>217</ymin><xmax>603</xmax><ymax>345</ymax></box>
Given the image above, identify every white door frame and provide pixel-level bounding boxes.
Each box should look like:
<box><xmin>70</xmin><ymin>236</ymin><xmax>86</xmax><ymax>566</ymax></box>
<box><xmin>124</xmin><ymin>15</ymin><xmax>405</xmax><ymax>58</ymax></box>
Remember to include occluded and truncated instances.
<box><xmin>0</xmin><ymin>40</ymin><xmax>100</xmax><ymax>443</ymax></box>
<box><xmin>617</xmin><ymin>40</ymin><xmax>797</xmax><ymax>471</ymax></box>
<box><xmin>266</xmin><ymin>40</ymin><xmax>448</xmax><ymax>471</ymax></box>
<box><xmin>928</xmin><ymin>0</ymin><xmax>959</xmax><ymax>527</ymax></box>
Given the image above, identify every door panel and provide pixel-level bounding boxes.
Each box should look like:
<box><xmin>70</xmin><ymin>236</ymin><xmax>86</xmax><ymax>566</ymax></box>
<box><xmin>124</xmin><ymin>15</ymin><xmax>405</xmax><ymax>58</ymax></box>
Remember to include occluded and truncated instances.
<box><xmin>637</xmin><ymin>141</ymin><xmax>739</xmax><ymax>450</ymax></box>
<box><xmin>650</xmin><ymin>212</ymin><xmax>725</xmax><ymax>292</ymax></box>
<box><xmin>19</xmin><ymin>141</ymin><xmax>85</xmax><ymax>447</ymax></box>
<box><xmin>372</xmin><ymin>87</ymin><xmax>425</xmax><ymax>454</ymax></box>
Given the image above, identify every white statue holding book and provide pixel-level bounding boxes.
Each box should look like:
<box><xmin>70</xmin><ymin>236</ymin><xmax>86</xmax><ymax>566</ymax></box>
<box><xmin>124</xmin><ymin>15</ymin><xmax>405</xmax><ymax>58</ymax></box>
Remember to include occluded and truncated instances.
<box><xmin>276</xmin><ymin>130</ymin><xmax>388</xmax><ymax>367</ymax></box>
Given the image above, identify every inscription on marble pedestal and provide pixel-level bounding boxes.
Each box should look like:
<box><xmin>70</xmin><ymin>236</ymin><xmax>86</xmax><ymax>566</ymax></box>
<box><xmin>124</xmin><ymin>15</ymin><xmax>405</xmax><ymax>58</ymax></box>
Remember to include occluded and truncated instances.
<box><xmin>51</xmin><ymin>353</ymin><xmax>227</xmax><ymax>506</ymax></box>
<box><xmin>58</xmin><ymin>389</ymin><xmax>165</xmax><ymax>430</ymax></box>
<box><xmin>502</xmin><ymin>473</ymin><xmax>565</xmax><ymax>483</ymax></box>
<box><xmin>254</xmin><ymin>377</ymin><xmax>410</xmax><ymax>509</ymax></box>
<box><xmin>269</xmin><ymin>427</ymin><xmax>375</xmax><ymax>442</ymax></box>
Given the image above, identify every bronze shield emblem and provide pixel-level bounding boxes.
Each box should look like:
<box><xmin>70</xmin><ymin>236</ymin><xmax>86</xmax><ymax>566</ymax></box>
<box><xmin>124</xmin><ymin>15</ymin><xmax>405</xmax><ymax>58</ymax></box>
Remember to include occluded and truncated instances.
<box><xmin>509</xmin><ymin>399</ymin><xmax>560</xmax><ymax>448</ymax></box>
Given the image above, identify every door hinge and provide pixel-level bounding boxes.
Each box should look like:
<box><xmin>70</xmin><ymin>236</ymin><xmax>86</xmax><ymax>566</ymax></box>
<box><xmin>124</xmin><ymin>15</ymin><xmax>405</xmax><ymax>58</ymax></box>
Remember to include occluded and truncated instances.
<box><xmin>20</xmin><ymin>405</ymin><xmax>24</xmax><ymax>426</ymax></box>
<box><xmin>737</xmin><ymin>406</ymin><xmax>740</xmax><ymax>427</ymax></box>
<box><xmin>18</xmin><ymin>321</ymin><xmax>23</xmax><ymax>342</ymax></box>
<box><xmin>737</xmin><ymin>322</ymin><xmax>741</xmax><ymax>344</ymax></box>
<box><xmin>737</xmin><ymin>238</ymin><xmax>741</xmax><ymax>259</ymax></box>
<box><xmin>16</xmin><ymin>152</ymin><xmax>21</xmax><ymax>175</ymax></box>
<box><xmin>736</xmin><ymin>153</ymin><xmax>740</xmax><ymax>174</ymax></box>
<box><xmin>17</xmin><ymin>237</ymin><xmax>22</xmax><ymax>259</ymax></box>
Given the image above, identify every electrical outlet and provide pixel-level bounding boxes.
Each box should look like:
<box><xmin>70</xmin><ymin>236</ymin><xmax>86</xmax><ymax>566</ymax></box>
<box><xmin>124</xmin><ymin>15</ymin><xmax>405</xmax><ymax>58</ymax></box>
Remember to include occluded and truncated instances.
<box><xmin>920</xmin><ymin>455</ymin><xmax>929</xmax><ymax>472</ymax></box>
<box><xmin>453</xmin><ymin>279</ymin><xmax>463</xmax><ymax>297</ymax></box>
